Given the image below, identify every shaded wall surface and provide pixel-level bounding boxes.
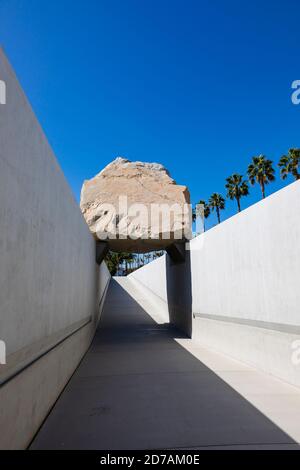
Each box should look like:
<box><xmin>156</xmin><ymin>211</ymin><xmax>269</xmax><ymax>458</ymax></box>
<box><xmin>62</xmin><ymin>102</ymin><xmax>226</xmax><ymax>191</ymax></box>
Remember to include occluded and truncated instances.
<box><xmin>0</xmin><ymin>49</ymin><xmax>110</xmax><ymax>449</ymax></box>
<box><xmin>129</xmin><ymin>253</ymin><xmax>192</xmax><ymax>336</ymax></box>
<box><xmin>130</xmin><ymin>180</ymin><xmax>300</xmax><ymax>387</ymax></box>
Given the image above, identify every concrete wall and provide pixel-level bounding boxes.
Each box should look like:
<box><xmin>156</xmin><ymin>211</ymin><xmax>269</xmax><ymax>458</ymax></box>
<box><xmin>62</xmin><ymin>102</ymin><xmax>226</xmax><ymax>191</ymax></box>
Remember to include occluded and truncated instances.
<box><xmin>130</xmin><ymin>180</ymin><xmax>300</xmax><ymax>387</ymax></box>
<box><xmin>130</xmin><ymin>256</ymin><xmax>168</xmax><ymax>308</ymax></box>
<box><xmin>190</xmin><ymin>181</ymin><xmax>300</xmax><ymax>326</ymax></box>
<box><xmin>128</xmin><ymin>257</ymin><xmax>169</xmax><ymax>323</ymax></box>
<box><xmin>0</xmin><ymin>49</ymin><xmax>110</xmax><ymax>449</ymax></box>
<box><xmin>190</xmin><ymin>179</ymin><xmax>300</xmax><ymax>387</ymax></box>
<box><xmin>129</xmin><ymin>253</ymin><xmax>192</xmax><ymax>336</ymax></box>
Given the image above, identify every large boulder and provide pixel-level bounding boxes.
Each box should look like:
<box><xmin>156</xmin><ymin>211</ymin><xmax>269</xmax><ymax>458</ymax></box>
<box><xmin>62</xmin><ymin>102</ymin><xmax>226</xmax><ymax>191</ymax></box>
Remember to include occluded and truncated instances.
<box><xmin>80</xmin><ymin>157</ymin><xmax>191</xmax><ymax>253</ymax></box>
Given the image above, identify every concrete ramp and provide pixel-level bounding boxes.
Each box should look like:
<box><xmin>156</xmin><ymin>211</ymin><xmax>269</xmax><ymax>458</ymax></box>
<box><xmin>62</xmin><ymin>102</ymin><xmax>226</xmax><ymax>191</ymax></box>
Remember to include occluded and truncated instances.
<box><xmin>31</xmin><ymin>277</ymin><xmax>300</xmax><ymax>449</ymax></box>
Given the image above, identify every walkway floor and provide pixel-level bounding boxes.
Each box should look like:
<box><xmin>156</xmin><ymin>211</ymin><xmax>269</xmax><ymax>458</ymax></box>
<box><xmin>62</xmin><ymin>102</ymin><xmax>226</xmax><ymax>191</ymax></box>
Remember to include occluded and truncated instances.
<box><xmin>31</xmin><ymin>277</ymin><xmax>300</xmax><ymax>449</ymax></box>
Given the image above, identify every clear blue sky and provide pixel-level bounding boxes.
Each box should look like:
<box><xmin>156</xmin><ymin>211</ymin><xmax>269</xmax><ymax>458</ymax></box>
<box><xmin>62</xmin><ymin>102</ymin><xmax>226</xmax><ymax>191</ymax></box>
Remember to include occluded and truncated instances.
<box><xmin>1</xmin><ymin>0</ymin><xmax>299</xmax><ymax>228</ymax></box>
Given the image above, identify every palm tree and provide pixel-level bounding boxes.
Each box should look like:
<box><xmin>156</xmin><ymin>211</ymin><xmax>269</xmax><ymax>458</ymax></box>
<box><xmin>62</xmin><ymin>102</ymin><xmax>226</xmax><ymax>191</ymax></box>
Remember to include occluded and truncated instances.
<box><xmin>208</xmin><ymin>193</ymin><xmax>225</xmax><ymax>224</ymax></box>
<box><xmin>105</xmin><ymin>251</ymin><xmax>122</xmax><ymax>276</ymax></box>
<box><xmin>132</xmin><ymin>254</ymin><xmax>138</xmax><ymax>269</ymax></box>
<box><xmin>122</xmin><ymin>252</ymin><xmax>134</xmax><ymax>275</ymax></box>
<box><xmin>225</xmin><ymin>173</ymin><xmax>249</xmax><ymax>213</ymax></box>
<box><xmin>278</xmin><ymin>148</ymin><xmax>300</xmax><ymax>181</ymax></box>
<box><xmin>247</xmin><ymin>155</ymin><xmax>275</xmax><ymax>199</ymax></box>
<box><xmin>193</xmin><ymin>200</ymin><xmax>211</xmax><ymax>231</ymax></box>
<box><xmin>145</xmin><ymin>253</ymin><xmax>151</xmax><ymax>265</ymax></box>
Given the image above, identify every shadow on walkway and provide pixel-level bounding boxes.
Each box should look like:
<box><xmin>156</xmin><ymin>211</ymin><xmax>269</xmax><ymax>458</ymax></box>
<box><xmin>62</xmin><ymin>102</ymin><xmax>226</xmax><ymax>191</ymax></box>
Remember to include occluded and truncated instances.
<box><xmin>31</xmin><ymin>278</ymin><xmax>297</xmax><ymax>450</ymax></box>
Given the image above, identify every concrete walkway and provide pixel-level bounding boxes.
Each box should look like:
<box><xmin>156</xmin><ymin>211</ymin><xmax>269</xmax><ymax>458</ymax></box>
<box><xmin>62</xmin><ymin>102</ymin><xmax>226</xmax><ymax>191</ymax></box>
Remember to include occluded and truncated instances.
<box><xmin>31</xmin><ymin>278</ymin><xmax>300</xmax><ymax>449</ymax></box>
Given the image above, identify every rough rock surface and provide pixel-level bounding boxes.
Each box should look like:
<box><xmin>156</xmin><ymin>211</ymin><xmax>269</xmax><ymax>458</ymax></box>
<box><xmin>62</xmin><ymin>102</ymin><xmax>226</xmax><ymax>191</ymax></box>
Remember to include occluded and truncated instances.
<box><xmin>80</xmin><ymin>157</ymin><xmax>191</xmax><ymax>252</ymax></box>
